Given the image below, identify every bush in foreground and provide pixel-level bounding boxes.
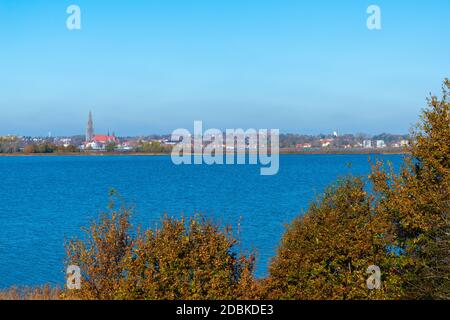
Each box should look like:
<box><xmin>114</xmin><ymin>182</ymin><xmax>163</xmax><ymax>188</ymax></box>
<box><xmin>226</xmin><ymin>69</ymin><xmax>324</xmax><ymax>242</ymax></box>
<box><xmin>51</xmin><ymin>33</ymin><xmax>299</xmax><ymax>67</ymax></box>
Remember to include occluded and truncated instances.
<box><xmin>63</xmin><ymin>193</ymin><xmax>257</xmax><ymax>300</ymax></box>
<box><xmin>370</xmin><ymin>79</ymin><xmax>449</xmax><ymax>299</ymax></box>
<box><xmin>265</xmin><ymin>177</ymin><xmax>403</xmax><ymax>300</ymax></box>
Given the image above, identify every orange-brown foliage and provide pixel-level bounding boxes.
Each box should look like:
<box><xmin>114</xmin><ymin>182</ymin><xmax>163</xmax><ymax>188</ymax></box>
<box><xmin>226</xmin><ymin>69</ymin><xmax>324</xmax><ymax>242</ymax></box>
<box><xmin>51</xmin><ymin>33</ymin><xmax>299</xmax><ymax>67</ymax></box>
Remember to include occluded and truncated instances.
<box><xmin>63</xmin><ymin>191</ymin><xmax>257</xmax><ymax>300</ymax></box>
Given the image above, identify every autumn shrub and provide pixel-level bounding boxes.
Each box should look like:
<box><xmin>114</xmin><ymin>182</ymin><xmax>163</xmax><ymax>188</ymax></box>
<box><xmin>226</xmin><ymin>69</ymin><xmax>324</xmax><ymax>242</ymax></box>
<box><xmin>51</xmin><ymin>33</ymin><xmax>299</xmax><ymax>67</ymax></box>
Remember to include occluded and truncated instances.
<box><xmin>370</xmin><ymin>79</ymin><xmax>449</xmax><ymax>299</ymax></box>
<box><xmin>119</xmin><ymin>216</ymin><xmax>257</xmax><ymax>300</ymax></box>
<box><xmin>265</xmin><ymin>177</ymin><xmax>403</xmax><ymax>300</ymax></box>
<box><xmin>64</xmin><ymin>191</ymin><xmax>256</xmax><ymax>300</ymax></box>
<box><xmin>63</xmin><ymin>192</ymin><xmax>135</xmax><ymax>300</ymax></box>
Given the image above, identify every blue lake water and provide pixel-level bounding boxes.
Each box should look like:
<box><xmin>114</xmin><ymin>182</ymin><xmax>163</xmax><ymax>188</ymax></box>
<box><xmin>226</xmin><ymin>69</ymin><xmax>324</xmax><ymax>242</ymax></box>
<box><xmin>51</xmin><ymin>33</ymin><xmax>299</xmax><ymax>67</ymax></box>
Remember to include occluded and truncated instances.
<box><xmin>0</xmin><ymin>154</ymin><xmax>404</xmax><ymax>288</ymax></box>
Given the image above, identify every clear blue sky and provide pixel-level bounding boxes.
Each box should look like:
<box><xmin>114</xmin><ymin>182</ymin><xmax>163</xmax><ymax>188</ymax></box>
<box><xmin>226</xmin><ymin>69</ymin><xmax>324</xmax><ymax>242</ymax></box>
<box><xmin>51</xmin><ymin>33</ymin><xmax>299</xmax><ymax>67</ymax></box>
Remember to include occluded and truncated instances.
<box><xmin>0</xmin><ymin>0</ymin><xmax>449</xmax><ymax>136</ymax></box>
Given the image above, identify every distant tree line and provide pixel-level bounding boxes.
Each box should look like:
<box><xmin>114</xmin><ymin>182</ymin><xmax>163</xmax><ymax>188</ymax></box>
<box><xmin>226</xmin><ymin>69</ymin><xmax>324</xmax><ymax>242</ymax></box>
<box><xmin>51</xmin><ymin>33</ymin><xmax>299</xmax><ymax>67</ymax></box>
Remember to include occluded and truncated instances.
<box><xmin>0</xmin><ymin>137</ymin><xmax>21</xmax><ymax>153</ymax></box>
<box><xmin>134</xmin><ymin>141</ymin><xmax>172</xmax><ymax>153</ymax></box>
<box><xmin>23</xmin><ymin>143</ymin><xmax>79</xmax><ymax>154</ymax></box>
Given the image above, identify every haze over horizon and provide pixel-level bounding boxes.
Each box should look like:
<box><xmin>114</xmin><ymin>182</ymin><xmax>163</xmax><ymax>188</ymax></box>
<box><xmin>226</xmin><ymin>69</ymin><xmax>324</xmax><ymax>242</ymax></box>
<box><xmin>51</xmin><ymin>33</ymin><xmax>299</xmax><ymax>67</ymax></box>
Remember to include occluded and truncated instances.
<box><xmin>1</xmin><ymin>0</ymin><xmax>449</xmax><ymax>136</ymax></box>
<box><xmin>3</xmin><ymin>110</ymin><xmax>413</xmax><ymax>138</ymax></box>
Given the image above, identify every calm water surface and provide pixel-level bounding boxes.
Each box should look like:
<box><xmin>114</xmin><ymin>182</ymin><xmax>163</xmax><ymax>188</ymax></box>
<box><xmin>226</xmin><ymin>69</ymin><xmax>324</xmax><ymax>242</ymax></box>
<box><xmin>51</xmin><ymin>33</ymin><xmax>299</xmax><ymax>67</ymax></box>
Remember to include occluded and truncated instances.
<box><xmin>0</xmin><ymin>154</ymin><xmax>404</xmax><ymax>288</ymax></box>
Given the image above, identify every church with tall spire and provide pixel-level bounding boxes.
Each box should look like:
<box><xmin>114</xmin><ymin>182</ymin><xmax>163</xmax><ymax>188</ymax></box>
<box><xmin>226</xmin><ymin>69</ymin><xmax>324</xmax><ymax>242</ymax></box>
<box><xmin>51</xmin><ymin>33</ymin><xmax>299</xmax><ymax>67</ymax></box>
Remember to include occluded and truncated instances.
<box><xmin>86</xmin><ymin>111</ymin><xmax>94</xmax><ymax>142</ymax></box>
<box><xmin>83</xmin><ymin>111</ymin><xmax>118</xmax><ymax>150</ymax></box>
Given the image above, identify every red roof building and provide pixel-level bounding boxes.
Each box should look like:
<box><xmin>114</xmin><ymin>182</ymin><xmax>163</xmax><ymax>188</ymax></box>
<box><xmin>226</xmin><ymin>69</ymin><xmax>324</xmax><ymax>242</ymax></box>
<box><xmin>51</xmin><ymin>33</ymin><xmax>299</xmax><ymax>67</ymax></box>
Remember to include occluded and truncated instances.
<box><xmin>92</xmin><ymin>134</ymin><xmax>119</xmax><ymax>144</ymax></box>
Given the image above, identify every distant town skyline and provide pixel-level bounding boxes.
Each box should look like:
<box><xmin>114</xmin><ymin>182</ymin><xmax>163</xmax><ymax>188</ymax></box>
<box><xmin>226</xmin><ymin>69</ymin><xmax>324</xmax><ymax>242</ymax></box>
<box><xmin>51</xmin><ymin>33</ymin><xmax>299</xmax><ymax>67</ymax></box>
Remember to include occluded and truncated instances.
<box><xmin>1</xmin><ymin>1</ymin><xmax>449</xmax><ymax>136</ymax></box>
<box><xmin>0</xmin><ymin>109</ymin><xmax>413</xmax><ymax>139</ymax></box>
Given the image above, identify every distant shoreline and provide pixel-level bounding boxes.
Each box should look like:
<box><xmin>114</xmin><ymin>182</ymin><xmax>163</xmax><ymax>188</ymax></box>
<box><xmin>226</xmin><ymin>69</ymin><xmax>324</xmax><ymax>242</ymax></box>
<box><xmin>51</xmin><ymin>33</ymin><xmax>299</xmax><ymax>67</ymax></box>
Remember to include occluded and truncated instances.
<box><xmin>0</xmin><ymin>148</ymin><xmax>408</xmax><ymax>157</ymax></box>
<box><xmin>279</xmin><ymin>147</ymin><xmax>408</xmax><ymax>155</ymax></box>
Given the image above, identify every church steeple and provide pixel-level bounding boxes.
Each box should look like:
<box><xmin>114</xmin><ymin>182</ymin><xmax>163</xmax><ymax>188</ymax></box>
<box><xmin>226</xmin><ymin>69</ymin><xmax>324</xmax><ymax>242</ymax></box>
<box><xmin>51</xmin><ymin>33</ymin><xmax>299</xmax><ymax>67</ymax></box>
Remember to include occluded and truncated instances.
<box><xmin>86</xmin><ymin>111</ymin><xmax>94</xmax><ymax>142</ymax></box>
